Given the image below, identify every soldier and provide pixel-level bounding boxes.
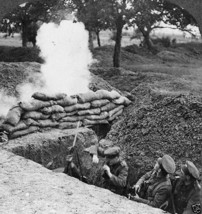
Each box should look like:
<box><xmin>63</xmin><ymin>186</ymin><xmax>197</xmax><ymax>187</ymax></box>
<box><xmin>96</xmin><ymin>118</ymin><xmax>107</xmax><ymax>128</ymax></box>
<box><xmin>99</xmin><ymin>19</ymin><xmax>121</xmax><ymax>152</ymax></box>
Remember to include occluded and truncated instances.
<box><xmin>129</xmin><ymin>155</ymin><xmax>176</xmax><ymax>210</ymax></box>
<box><xmin>63</xmin><ymin>154</ymin><xmax>81</xmax><ymax>180</ymax></box>
<box><xmin>101</xmin><ymin>146</ymin><xmax>129</xmax><ymax>195</ymax></box>
<box><xmin>85</xmin><ymin>143</ymin><xmax>129</xmax><ymax>195</ymax></box>
<box><xmin>171</xmin><ymin>161</ymin><xmax>201</xmax><ymax>214</ymax></box>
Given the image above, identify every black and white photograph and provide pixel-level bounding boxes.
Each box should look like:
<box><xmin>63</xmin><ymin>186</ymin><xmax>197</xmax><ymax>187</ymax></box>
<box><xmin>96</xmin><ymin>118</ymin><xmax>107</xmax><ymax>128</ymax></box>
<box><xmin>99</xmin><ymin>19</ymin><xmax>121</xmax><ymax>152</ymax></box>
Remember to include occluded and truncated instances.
<box><xmin>0</xmin><ymin>0</ymin><xmax>201</xmax><ymax>213</ymax></box>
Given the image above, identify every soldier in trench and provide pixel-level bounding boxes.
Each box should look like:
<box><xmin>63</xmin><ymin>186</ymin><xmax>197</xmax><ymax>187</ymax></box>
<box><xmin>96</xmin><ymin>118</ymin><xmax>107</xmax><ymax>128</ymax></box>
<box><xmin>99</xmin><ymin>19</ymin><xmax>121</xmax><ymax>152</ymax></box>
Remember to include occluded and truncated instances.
<box><xmin>167</xmin><ymin>160</ymin><xmax>201</xmax><ymax>214</ymax></box>
<box><xmin>85</xmin><ymin>144</ymin><xmax>129</xmax><ymax>195</ymax></box>
<box><xmin>129</xmin><ymin>155</ymin><xmax>176</xmax><ymax>211</ymax></box>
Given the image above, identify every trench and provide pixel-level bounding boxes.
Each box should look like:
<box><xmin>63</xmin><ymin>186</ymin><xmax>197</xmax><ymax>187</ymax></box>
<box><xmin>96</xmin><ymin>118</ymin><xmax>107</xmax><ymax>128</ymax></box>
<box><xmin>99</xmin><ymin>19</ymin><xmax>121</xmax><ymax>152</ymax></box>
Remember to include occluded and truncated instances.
<box><xmin>2</xmin><ymin>124</ymin><xmax>112</xmax><ymax>187</ymax></box>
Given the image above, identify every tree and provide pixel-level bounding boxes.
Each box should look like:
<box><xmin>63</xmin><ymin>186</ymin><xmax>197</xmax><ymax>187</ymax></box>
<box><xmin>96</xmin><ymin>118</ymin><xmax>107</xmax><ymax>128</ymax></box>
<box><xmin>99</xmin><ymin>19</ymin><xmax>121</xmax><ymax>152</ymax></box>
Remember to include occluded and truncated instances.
<box><xmin>68</xmin><ymin>0</ymin><xmax>112</xmax><ymax>49</ymax></box>
<box><xmin>166</xmin><ymin>0</ymin><xmax>202</xmax><ymax>36</ymax></box>
<box><xmin>130</xmin><ymin>0</ymin><xmax>196</xmax><ymax>52</ymax></box>
<box><xmin>105</xmin><ymin>0</ymin><xmax>133</xmax><ymax>68</ymax></box>
<box><xmin>4</xmin><ymin>0</ymin><xmax>70</xmax><ymax>47</ymax></box>
<box><xmin>69</xmin><ymin>0</ymin><xmax>133</xmax><ymax>67</ymax></box>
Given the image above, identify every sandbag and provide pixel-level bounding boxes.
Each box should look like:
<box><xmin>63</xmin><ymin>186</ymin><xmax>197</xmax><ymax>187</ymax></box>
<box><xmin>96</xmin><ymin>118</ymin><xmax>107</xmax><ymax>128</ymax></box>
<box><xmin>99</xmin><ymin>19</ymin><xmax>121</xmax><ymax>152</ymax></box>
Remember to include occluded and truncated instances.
<box><xmin>108</xmin><ymin>109</ymin><xmax>123</xmax><ymax>121</ymax></box>
<box><xmin>59</xmin><ymin>122</ymin><xmax>79</xmax><ymax>129</ymax></box>
<box><xmin>85</xmin><ymin>112</ymin><xmax>109</xmax><ymax>120</ymax></box>
<box><xmin>64</xmin><ymin>104</ymin><xmax>77</xmax><ymax>112</ymax></box>
<box><xmin>20</xmin><ymin>100</ymin><xmax>55</xmax><ymax>111</ymax></box>
<box><xmin>4</xmin><ymin>106</ymin><xmax>23</xmax><ymax>126</ymax></box>
<box><xmin>77</xmin><ymin>91</ymin><xmax>98</xmax><ymax>103</ymax></box>
<box><xmin>108</xmin><ymin>105</ymin><xmax>124</xmax><ymax>118</ymax></box>
<box><xmin>123</xmin><ymin>97</ymin><xmax>132</xmax><ymax>106</ymax></box>
<box><xmin>113</xmin><ymin>96</ymin><xmax>132</xmax><ymax>106</ymax></box>
<box><xmin>23</xmin><ymin>111</ymin><xmax>50</xmax><ymax>120</ymax></box>
<box><xmin>51</xmin><ymin>113</ymin><xmax>67</xmax><ymax>121</ymax></box>
<box><xmin>60</xmin><ymin>115</ymin><xmax>85</xmax><ymax>122</ymax></box>
<box><xmin>25</xmin><ymin>118</ymin><xmax>40</xmax><ymax>126</ymax></box>
<box><xmin>95</xmin><ymin>90</ymin><xmax>121</xmax><ymax>100</ymax></box>
<box><xmin>10</xmin><ymin>126</ymin><xmax>39</xmax><ymax>139</ymax></box>
<box><xmin>112</xmin><ymin>96</ymin><xmax>126</xmax><ymax>105</ymax></box>
<box><xmin>83</xmin><ymin>119</ymin><xmax>109</xmax><ymax>126</ymax></box>
<box><xmin>38</xmin><ymin>119</ymin><xmax>59</xmax><ymax>128</ymax></box>
<box><xmin>32</xmin><ymin>92</ymin><xmax>67</xmax><ymax>101</ymax></box>
<box><xmin>66</xmin><ymin>110</ymin><xmax>78</xmax><ymax>116</ymax></box>
<box><xmin>0</xmin><ymin>123</ymin><xmax>14</xmax><ymax>133</ymax></box>
<box><xmin>91</xmin><ymin>99</ymin><xmax>110</xmax><ymax>108</ymax></box>
<box><xmin>101</xmin><ymin>103</ymin><xmax>118</xmax><ymax>112</ymax></box>
<box><xmin>64</xmin><ymin>103</ymin><xmax>91</xmax><ymax>112</ymax></box>
<box><xmin>41</xmin><ymin>105</ymin><xmax>64</xmax><ymax>114</ymax></box>
<box><xmin>77</xmin><ymin>90</ymin><xmax>121</xmax><ymax>103</ymax></box>
<box><xmin>11</xmin><ymin>121</ymin><xmax>28</xmax><ymax>133</ymax></box>
<box><xmin>77</xmin><ymin>108</ymin><xmax>101</xmax><ymax>116</ymax></box>
<box><xmin>56</xmin><ymin>96</ymin><xmax>78</xmax><ymax>107</ymax></box>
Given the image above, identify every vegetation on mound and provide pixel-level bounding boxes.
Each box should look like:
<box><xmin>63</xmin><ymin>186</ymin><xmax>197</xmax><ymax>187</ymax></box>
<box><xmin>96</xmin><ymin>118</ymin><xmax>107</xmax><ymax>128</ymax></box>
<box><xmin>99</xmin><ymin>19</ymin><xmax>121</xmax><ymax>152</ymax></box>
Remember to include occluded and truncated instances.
<box><xmin>107</xmin><ymin>88</ymin><xmax>202</xmax><ymax>185</ymax></box>
<box><xmin>0</xmin><ymin>46</ymin><xmax>42</xmax><ymax>63</ymax></box>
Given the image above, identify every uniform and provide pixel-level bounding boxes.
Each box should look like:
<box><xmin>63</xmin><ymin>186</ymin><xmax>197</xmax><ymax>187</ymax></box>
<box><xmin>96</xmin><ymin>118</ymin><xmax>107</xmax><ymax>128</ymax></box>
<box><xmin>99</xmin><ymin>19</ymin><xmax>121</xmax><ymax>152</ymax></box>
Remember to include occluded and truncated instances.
<box><xmin>102</xmin><ymin>159</ymin><xmax>128</xmax><ymax>195</ymax></box>
<box><xmin>171</xmin><ymin>161</ymin><xmax>201</xmax><ymax>214</ymax></box>
<box><xmin>134</xmin><ymin>170</ymin><xmax>172</xmax><ymax>209</ymax></box>
<box><xmin>130</xmin><ymin>154</ymin><xmax>176</xmax><ymax>210</ymax></box>
<box><xmin>172</xmin><ymin>178</ymin><xmax>201</xmax><ymax>214</ymax></box>
<box><xmin>88</xmin><ymin>145</ymin><xmax>129</xmax><ymax>195</ymax></box>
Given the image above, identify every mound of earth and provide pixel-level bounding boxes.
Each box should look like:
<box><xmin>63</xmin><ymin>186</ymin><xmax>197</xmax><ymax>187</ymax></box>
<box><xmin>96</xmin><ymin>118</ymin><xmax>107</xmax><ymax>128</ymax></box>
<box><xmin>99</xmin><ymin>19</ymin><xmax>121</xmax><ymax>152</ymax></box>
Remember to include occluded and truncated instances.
<box><xmin>0</xmin><ymin>46</ymin><xmax>42</xmax><ymax>62</ymax></box>
<box><xmin>0</xmin><ymin>149</ymin><xmax>165</xmax><ymax>214</ymax></box>
<box><xmin>106</xmin><ymin>84</ymin><xmax>202</xmax><ymax>185</ymax></box>
<box><xmin>157</xmin><ymin>50</ymin><xmax>190</xmax><ymax>63</ymax></box>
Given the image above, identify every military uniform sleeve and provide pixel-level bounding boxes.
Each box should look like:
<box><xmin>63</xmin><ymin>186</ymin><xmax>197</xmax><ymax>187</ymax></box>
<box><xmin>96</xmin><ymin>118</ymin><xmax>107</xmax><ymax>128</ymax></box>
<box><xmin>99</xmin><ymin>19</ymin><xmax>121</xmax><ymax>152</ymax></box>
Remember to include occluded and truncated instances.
<box><xmin>136</xmin><ymin>170</ymin><xmax>153</xmax><ymax>187</ymax></box>
<box><xmin>147</xmin><ymin>186</ymin><xmax>170</xmax><ymax>208</ymax></box>
<box><xmin>183</xmin><ymin>190</ymin><xmax>201</xmax><ymax>214</ymax></box>
<box><xmin>110</xmin><ymin>163</ymin><xmax>128</xmax><ymax>187</ymax></box>
<box><xmin>133</xmin><ymin>186</ymin><xmax>170</xmax><ymax>208</ymax></box>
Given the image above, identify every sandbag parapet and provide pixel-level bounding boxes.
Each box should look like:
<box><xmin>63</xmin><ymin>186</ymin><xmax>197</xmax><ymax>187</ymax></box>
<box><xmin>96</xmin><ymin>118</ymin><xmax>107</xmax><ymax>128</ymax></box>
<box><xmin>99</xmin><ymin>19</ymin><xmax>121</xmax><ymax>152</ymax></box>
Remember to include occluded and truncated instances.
<box><xmin>0</xmin><ymin>90</ymin><xmax>132</xmax><ymax>140</ymax></box>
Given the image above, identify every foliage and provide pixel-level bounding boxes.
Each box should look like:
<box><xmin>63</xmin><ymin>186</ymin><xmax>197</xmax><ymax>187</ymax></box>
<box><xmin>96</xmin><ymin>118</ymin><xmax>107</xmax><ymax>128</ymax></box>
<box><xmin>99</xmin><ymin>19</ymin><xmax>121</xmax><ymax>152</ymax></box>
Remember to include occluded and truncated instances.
<box><xmin>130</xmin><ymin>0</ymin><xmax>197</xmax><ymax>50</ymax></box>
<box><xmin>68</xmin><ymin>0</ymin><xmax>112</xmax><ymax>33</ymax></box>
<box><xmin>2</xmin><ymin>0</ymin><xmax>71</xmax><ymax>47</ymax></box>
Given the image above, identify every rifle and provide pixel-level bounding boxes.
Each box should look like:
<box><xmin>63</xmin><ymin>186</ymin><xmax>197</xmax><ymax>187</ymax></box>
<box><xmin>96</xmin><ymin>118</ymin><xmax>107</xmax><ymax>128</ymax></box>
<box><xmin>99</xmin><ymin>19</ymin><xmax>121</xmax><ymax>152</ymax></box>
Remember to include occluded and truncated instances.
<box><xmin>68</xmin><ymin>121</ymin><xmax>88</xmax><ymax>183</ymax></box>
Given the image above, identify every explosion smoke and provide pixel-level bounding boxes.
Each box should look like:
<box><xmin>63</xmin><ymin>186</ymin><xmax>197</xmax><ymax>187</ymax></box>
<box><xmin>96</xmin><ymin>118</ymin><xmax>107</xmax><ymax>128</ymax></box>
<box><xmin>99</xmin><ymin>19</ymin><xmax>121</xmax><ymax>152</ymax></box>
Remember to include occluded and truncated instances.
<box><xmin>37</xmin><ymin>20</ymin><xmax>93</xmax><ymax>95</ymax></box>
<box><xmin>0</xmin><ymin>20</ymin><xmax>93</xmax><ymax>117</ymax></box>
<box><xmin>0</xmin><ymin>90</ymin><xmax>17</xmax><ymax>118</ymax></box>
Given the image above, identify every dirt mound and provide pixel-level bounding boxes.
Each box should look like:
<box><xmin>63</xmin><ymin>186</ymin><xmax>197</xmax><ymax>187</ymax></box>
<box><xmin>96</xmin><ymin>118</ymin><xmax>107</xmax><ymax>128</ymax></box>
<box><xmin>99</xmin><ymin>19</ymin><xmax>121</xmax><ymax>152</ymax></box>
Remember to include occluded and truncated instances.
<box><xmin>0</xmin><ymin>149</ymin><xmax>165</xmax><ymax>214</ymax></box>
<box><xmin>157</xmin><ymin>50</ymin><xmax>190</xmax><ymax>63</ymax></box>
<box><xmin>0</xmin><ymin>62</ymin><xmax>41</xmax><ymax>96</ymax></box>
<box><xmin>107</xmin><ymin>85</ymin><xmax>202</xmax><ymax>185</ymax></box>
<box><xmin>0</xmin><ymin>46</ymin><xmax>42</xmax><ymax>63</ymax></box>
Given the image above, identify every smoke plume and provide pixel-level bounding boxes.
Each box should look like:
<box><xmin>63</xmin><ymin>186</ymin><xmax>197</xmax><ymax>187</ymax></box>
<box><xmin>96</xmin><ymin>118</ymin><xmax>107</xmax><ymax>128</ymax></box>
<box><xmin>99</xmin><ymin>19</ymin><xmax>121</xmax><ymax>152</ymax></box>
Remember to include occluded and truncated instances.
<box><xmin>0</xmin><ymin>90</ymin><xmax>17</xmax><ymax>118</ymax></box>
<box><xmin>0</xmin><ymin>20</ymin><xmax>93</xmax><ymax>117</ymax></box>
<box><xmin>36</xmin><ymin>20</ymin><xmax>93</xmax><ymax>95</ymax></box>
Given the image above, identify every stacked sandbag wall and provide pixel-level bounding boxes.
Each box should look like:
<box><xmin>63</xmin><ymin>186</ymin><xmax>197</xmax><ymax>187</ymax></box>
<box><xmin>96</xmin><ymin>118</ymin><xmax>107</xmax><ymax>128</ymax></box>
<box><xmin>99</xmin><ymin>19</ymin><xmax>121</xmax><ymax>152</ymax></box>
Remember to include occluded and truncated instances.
<box><xmin>0</xmin><ymin>90</ymin><xmax>131</xmax><ymax>140</ymax></box>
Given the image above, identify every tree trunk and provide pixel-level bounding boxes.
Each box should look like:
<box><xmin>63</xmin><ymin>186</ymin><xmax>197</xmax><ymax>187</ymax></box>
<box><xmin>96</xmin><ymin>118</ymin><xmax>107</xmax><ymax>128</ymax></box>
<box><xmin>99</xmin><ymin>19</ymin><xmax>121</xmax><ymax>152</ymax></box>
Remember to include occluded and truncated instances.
<box><xmin>138</xmin><ymin>26</ymin><xmax>157</xmax><ymax>54</ymax></box>
<box><xmin>113</xmin><ymin>15</ymin><xmax>124</xmax><ymax>68</ymax></box>
<box><xmin>21</xmin><ymin>21</ymin><xmax>28</xmax><ymax>47</ymax></box>
<box><xmin>88</xmin><ymin>30</ymin><xmax>94</xmax><ymax>51</ymax></box>
<box><xmin>96</xmin><ymin>31</ymin><xmax>101</xmax><ymax>47</ymax></box>
<box><xmin>144</xmin><ymin>33</ymin><xmax>153</xmax><ymax>51</ymax></box>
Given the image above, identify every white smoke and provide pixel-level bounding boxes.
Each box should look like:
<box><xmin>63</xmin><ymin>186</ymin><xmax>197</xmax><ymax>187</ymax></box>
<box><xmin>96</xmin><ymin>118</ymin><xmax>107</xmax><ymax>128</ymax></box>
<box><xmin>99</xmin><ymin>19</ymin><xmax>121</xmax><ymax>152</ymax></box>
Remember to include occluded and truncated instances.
<box><xmin>36</xmin><ymin>20</ymin><xmax>93</xmax><ymax>95</ymax></box>
<box><xmin>0</xmin><ymin>20</ymin><xmax>93</xmax><ymax>117</ymax></box>
<box><xmin>0</xmin><ymin>90</ymin><xmax>17</xmax><ymax>118</ymax></box>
